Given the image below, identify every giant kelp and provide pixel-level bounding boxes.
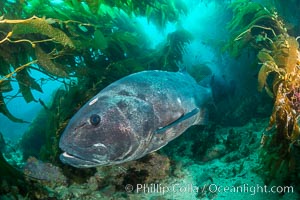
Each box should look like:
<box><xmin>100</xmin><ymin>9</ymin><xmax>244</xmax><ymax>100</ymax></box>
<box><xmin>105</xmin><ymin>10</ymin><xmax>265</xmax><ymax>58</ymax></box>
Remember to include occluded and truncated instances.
<box><xmin>0</xmin><ymin>0</ymin><xmax>192</xmax><ymax>197</ymax></box>
<box><xmin>0</xmin><ymin>0</ymin><xmax>190</xmax><ymax>122</ymax></box>
<box><xmin>225</xmin><ymin>0</ymin><xmax>285</xmax><ymax>58</ymax></box>
<box><xmin>226</xmin><ymin>0</ymin><xmax>300</xmax><ymax>188</ymax></box>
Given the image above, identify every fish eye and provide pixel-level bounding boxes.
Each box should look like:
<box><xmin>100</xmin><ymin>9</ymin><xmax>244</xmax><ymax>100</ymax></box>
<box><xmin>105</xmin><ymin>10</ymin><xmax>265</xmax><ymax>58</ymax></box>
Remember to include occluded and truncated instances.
<box><xmin>90</xmin><ymin>114</ymin><xmax>101</xmax><ymax>126</ymax></box>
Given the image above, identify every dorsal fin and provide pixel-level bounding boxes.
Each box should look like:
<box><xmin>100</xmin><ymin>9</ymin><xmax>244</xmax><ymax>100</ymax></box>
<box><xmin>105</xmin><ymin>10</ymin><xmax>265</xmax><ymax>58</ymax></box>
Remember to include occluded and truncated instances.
<box><xmin>155</xmin><ymin>108</ymin><xmax>200</xmax><ymax>134</ymax></box>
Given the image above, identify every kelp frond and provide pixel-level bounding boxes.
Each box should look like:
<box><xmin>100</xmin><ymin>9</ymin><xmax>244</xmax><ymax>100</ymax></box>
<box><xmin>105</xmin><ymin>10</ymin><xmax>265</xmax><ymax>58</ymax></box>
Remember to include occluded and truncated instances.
<box><xmin>0</xmin><ymin>93</ymin><xmax>27</xmax><ymax>123</ymax></box>
<box><xmin>226</xmin><ymin>0</ymin><xmax>300</xmax><ymax>187</ymax></box>
<box><xmin>1</xmin><ymin>16</ymin><xmax>74</xmax><ymax>48</ymax></box>
<box><xmin>159</xmin><ymin>29</ymin><xmax>193</xmax><ymax>70</ymax></box>
<box><xmin>225</xmin><ymin>0</ymin><xmax>285</xmax><ymax>57</ymax></box>
<box><xmin>0</xmin><ymin>15</ymin><xmax>78</xmax><ymax>120</ymax></box>
<box><xmin>0</xmin><ymin>0</ymin><xmax>190</xmax><ymax>122</ymax></box>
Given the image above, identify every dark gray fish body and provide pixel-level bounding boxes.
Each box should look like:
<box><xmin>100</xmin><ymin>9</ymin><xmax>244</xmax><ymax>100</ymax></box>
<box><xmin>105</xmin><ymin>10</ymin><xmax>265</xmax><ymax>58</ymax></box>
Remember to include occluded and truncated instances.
<box><xmin>59</xmin><ymin>70</ymin><xmax>212</xmax><ymax>168</ymax></box>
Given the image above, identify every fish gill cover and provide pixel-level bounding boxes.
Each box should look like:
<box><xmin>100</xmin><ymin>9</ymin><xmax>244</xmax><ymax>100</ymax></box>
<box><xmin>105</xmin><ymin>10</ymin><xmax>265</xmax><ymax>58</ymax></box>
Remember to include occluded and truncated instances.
<box><xmin>0</xmin><ymin>0</ymin><xmax>300</xmax><ymax>199</ymax></box>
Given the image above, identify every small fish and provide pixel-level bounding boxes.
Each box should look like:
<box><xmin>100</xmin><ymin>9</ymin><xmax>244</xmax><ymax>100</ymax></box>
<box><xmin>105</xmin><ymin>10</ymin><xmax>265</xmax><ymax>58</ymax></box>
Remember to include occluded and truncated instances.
<box><xmin>59</xmin><ymin>70</ymin><xmax>212</xmax><ymax>168</ymax></box>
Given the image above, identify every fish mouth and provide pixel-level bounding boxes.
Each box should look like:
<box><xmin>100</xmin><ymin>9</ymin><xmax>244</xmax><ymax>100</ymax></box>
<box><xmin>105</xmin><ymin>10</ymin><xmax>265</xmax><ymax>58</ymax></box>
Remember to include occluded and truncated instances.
<box><xmin>60</xmin><ymin>151</ymin><xmax>108</xmax><ymax>168</ymax></box>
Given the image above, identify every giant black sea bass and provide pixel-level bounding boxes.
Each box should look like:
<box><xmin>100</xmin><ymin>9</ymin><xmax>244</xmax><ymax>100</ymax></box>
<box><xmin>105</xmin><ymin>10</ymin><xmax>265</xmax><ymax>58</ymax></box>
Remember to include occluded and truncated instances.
<box><xmin>59</xmin><ymin>70</ymin><xmax>212</xmax><ymax>168</ymax></box>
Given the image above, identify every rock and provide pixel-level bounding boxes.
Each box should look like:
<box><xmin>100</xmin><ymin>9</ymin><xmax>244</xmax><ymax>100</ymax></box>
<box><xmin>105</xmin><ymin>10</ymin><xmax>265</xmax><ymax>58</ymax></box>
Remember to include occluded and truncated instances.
<box><xmin>202</xmin><ymin>144</ymin><xmax>227</xmax><ymax>162</ymax></box>
<box><xmin>23</xmin><ymin>156</ymin><xmax>67</xmax><ymax>186</ymax></box>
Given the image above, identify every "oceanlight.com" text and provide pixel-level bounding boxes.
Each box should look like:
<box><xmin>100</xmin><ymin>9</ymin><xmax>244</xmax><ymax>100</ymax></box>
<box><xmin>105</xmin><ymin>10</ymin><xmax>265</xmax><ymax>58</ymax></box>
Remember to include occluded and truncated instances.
<box><xmin>124</xmin><ymin>183</ymin><xmax>294</xmax><ymax>196</ymax></box>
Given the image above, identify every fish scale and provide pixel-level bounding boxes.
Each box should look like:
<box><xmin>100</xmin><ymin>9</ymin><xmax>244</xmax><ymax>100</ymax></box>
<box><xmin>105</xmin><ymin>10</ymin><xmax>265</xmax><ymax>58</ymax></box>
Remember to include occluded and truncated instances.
<box><xmin>59</xmin><ymin>70</ymin><xmax>212</xmax><ymax>168</ymax></box>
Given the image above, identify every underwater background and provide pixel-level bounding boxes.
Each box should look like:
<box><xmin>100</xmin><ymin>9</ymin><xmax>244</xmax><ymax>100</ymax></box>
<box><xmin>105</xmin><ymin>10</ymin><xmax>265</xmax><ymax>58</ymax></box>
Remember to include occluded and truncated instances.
<box><xmin>1</xmin><ymin>0</ymin><xmax>300</xmax><ymax>199</ymax></box>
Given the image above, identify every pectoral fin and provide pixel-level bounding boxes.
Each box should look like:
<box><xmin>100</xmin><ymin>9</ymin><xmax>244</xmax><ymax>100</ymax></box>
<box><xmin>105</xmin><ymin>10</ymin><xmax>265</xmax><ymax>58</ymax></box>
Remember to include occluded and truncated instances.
<box><xmin>155</xmin><ymin>108</ymin><xmax>199</xmax><ymax>134</ymax></box>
